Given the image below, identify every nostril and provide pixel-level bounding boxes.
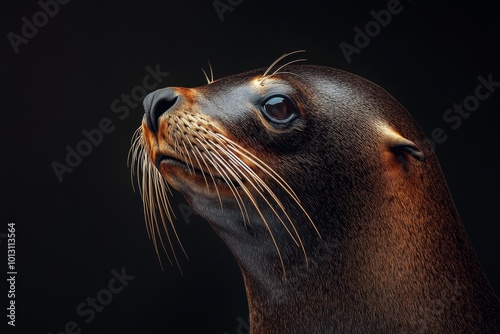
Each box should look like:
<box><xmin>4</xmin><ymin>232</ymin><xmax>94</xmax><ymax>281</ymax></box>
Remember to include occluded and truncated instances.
<box><xmin>149</xmin><ymin>96</ymin><xmax>177</xmax><ymax>133</ymax></box>
<box><xmin>144</xmin><ymin>87</ymin><xmax>179</xmax><ymax>133</ymax></box>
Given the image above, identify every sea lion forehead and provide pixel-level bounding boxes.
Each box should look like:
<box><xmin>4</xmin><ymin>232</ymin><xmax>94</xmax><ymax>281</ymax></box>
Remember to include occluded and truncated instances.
<box><xmin>195</xmin><ymin>71</ymin><xmax>303</xmax><ymax>105</ymax></box>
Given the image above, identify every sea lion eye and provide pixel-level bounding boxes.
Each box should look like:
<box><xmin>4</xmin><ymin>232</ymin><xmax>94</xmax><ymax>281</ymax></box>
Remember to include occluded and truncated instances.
<box><xmin>262</xmin><ymin>96</ymin><xmax>297</xmax><ymax>124</ymax></box>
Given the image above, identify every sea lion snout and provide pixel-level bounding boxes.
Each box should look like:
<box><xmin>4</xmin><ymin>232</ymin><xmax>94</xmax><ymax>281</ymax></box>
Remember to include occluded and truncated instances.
<box><xmin>143</xmin><ymin>87</ymin><xmax>179</xmax><ymax>134</ymax></box>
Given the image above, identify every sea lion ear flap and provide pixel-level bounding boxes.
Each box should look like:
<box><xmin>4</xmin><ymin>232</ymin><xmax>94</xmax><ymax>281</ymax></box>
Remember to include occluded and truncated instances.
<box><xmin>382</xmin><ymin>125</ymin><xmax>425</xmax><ymax>162</ymax></box>
<box><xmin>389</xmin><ymin>134</ymin><xmax>425</xmax><ymax>162</ymax></box>
<box><xmin>391</xmin><ymin>139</ymin><xmax>426</xmax><ymax>162</ymax></box>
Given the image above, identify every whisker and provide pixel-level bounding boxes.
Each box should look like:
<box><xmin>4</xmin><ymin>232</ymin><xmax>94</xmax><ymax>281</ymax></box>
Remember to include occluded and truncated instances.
<box><xmin>210</xmin><ymin>133</ymin><xmax>298</xmax><ymax>200</ymax></box>
<box><xmin>205</xmin><ymin>150</ymin><xmax>287</xmax><ymax>277</ymax></box>
<box><xmin>204</xmin><ymin>144</ymin><xmax>251</xmax><ymax>227</ymax></box>
<box><xmin>127</xmin><ymin>127</ymin><xmax>143</xmax><ymax>193</ymax></box>
<box><xmin>184</xmin><ymin>135</ymin><xmax>210</xmax><ymax>192</ymax></box>
<box><xmin>202</xmin><ymin>131</ymin><xmax>318</xmax><ymax>268</ymax></box>
<box><xmin>201</xmin><ymin>60</ymin><xmax>215</xmax><ymax>84</ymax></box>
<box><xmin>208</xmin><ymin>140</ymin><xmax>301</xmax><ymax>242</ymax></box>
<box><xmin>153</xmin><ymin>173</ymin><xmax>184</xmax><ymax>273</ymax></box>
<box><xmin>129</xmin><ymin>127</ymin><xmax>192</xmax><ymax>272</ymax></box>
<box><xmin>260</xmin><ymin>50</ymin><xmax>306</xmax><ymax>81</ymax></box>
<box><xmin>201</xmin><ymin>68</ymin><xmax>211</xmax><ymax>85</ymax></box>
<box><xmin>192</xmin><ymin>145</ymin><xmax>216</xmax><ymax>193</ymax></box>
<box><xmin>182</xmin><ymin>137</ymin><xmax>197</xmax><ymax>176</ymax></box>
<box><xmin>194</xmin><ymin>137</ymin><xmax>224</xmax><ymax>211</ymax></box>
<box><xmin>175</xmin><ymin>124</ymin><xmax>195</xmax><ymax>175</ymax></box>
<box><xmin>192</xmin><ymin>132</ymin><xmax>247</xmax><ymax>223</ymax></box>
<box><xmin>220</xmin><ymin>146</ymin><xmax>303</xmax><ymax>249</ymax></box>
<box><xmin>210</xmin><ymin>132</ymin><xmax>321</xmax><ymax>237</ymax></box>
<box><xmin>146</xmin><ymin>164</ymin><xmax>170</xmax><ymax>268</ymax></box>
<box><xmin>208</xmin><ymin>60</ymin><xmax>214</xmax><ymax>83</ymax></box>
<box><xmin>141</xmin><ymin>157</ymin><xmax>154</xmax><ymax>239</ymax></box>
<box><xmin>266</xmin><ymin>59</ymin><xmax>307</xmax><ymax>80</ymax></box>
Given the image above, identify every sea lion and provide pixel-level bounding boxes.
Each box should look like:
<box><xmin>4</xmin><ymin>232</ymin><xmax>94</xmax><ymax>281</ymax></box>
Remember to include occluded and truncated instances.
<box><xmin>129</xmin><ymin>53</ymin><xmax>500</xmax><ymax>333</ymax></box>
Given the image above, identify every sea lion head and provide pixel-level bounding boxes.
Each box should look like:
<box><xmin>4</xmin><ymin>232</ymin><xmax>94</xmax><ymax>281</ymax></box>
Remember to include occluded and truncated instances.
<box><xmin>130</xmin><ymin>55</ymin><xmax>500</xmax><ymax>333</ymax></box>
<box><xmin>130</xmin><ymin>56</ymin><xmax>430</xmax><ymax>277</ymax></box>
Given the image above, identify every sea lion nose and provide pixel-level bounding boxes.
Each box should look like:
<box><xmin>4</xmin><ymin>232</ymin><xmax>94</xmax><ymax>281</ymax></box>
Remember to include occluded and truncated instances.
<box><xmin>143</xmin><ymin>88</ymin><xmax>179</xmax><ymax>134</ymax></box>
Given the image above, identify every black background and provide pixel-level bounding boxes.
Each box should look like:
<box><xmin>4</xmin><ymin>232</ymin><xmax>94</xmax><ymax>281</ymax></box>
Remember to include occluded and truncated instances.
<box><xmin>2</xmin><ymin>0</ymin><xmax>499</xmax><ymax>333</ymax></box>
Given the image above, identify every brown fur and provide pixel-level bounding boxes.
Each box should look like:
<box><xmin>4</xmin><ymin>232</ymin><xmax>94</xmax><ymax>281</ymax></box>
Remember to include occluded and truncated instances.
<box><xmin>139</xmin><ymin>65</ymin><xmax>500</xmax><ymax>333</ymax></box>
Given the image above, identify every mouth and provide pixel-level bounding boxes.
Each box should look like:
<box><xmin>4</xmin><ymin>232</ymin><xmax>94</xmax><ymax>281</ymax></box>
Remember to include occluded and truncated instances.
<box><xmin>155</xmin><ymin>154</ymin><xmax>242</xmax><ymax>190</ymax></box>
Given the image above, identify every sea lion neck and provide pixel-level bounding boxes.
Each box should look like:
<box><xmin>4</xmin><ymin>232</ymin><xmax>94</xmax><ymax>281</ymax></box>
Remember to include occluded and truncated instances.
<box><xmin>215</xmin><ymin>160</ymin><xmax>500</xmax><ymax>334</ymax></box>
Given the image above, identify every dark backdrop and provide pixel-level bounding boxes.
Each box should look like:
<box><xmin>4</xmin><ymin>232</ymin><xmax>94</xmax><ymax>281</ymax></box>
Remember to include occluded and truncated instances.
<box><xmin>2</xmin><ymin>0</ymin><xmax>499</xmax><ymax>333</ymax></box>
